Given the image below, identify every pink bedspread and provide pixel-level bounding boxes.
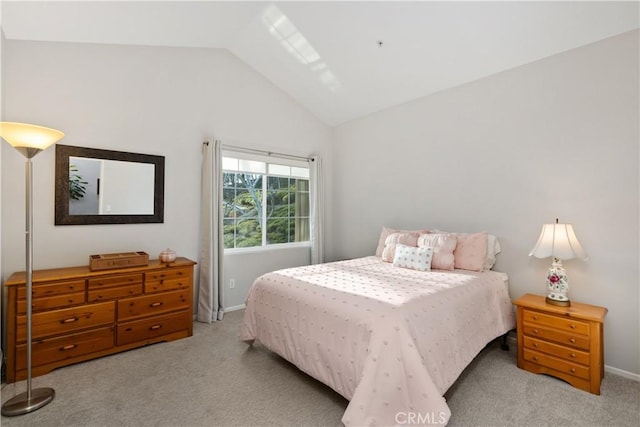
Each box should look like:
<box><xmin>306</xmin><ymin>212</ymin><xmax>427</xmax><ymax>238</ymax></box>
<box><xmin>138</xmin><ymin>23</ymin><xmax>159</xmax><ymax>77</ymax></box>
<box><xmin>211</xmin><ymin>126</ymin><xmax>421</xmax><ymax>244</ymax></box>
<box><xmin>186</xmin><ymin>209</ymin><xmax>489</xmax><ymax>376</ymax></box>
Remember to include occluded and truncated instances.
<box><xmin>240</xmin><ymin>256</ymin><xmax>515</xmax><ymax>426</ymax></box>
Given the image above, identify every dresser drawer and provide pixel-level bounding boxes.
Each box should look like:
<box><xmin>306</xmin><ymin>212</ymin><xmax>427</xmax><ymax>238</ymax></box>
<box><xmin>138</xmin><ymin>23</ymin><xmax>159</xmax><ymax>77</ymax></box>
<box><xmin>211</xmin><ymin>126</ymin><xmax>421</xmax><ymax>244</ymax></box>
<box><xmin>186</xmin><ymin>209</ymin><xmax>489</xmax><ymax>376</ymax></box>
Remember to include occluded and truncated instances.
<box><xmin>522</xmin><ymin>309</ymin><xmax>589</xmax><ymax>335</ymax></box>
<box><xmin>523</xmin><ymin>336</ymin><xmax>590</xmax><ymax>366</ymax></box>
<box><xmin>88</xmin><ymin>273</ymin><xmax>143</xmax><ymax>289</ymax></box>
<box><xmin>522</xmin><ymin>324</ymin><xmax>589</xmax><ymax>350</ymax></box>
<box><xmin>18</xmin><ymin>279</ymin><xmax>85</xmax><ymax>299</ymax></box>
<box><xmin>117</xmin><ymin>311</ymin><xmax>191</xmax><ymax>346</ymax></box>
<box><xmin>88</xmin><ymin>284</ymin><xmax>143</xmax><ymax>302</ymax></box>
<box><xmin>17</xmin><ymin>301</ymin><xmax>115</xmax><ymax>342</ymax></box>
<box><xmin>17</xmin><ymin>327</ymin><xmax>114</xmax><ymax>370</ymax></box>
<box><xmin>117</xmin><ymin>289</ymin><xmax>190</xmax><ymax>321</ymax></box>
<box><xmin>144</xmin><ymin>277</ymin><xmax>191</xmax><ymax>293</ymax></box>
<box><xmin>18</xmin><ymin>291</ymin><xmax>86</xmax><ymax>314</ymax></box>
<box><xmin>145</xmin><ymin>267</ymin><xmax>191</xmax><ymax>284</ymax></box>
<box><xmin>523</xmin><ymin>348</ymin><xmax>590</xmax><ymax>380</ymax></box>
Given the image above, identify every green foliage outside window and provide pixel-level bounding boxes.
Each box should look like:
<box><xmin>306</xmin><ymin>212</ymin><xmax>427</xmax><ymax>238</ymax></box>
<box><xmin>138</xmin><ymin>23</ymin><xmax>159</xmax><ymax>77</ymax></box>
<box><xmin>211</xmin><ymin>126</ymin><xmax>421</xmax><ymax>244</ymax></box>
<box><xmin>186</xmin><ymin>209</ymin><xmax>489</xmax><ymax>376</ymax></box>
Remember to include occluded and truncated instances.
<box><xmin>223</xmin><ymin>172</ymin><xmax>309</xmax><ymax>249</ymax></box>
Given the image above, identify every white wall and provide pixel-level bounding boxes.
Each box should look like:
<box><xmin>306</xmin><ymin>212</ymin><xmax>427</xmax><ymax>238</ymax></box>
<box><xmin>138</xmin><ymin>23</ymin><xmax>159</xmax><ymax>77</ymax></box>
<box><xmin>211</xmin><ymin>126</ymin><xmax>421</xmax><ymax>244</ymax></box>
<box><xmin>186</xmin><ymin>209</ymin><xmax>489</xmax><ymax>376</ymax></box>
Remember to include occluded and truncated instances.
<box><xmin>1</xmin><ymin>40</ymin><xmax>332</xmax><ymax>310</ymax></box>
<box><xmin>332</xmin><ymin>30</ymin><xmax>639</xmax><ymax>375</ymax></box>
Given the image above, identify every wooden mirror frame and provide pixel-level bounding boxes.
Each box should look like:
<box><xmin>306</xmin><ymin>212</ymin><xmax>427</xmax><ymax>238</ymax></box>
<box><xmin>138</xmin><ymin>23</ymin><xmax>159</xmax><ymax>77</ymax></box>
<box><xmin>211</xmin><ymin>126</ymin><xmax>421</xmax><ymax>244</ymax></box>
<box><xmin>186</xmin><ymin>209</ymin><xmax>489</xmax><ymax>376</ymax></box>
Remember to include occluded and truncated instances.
<box><xmin>55</xmin><ymin>144</ymin><xmax>165</xmax><ymax>225</ymax></box>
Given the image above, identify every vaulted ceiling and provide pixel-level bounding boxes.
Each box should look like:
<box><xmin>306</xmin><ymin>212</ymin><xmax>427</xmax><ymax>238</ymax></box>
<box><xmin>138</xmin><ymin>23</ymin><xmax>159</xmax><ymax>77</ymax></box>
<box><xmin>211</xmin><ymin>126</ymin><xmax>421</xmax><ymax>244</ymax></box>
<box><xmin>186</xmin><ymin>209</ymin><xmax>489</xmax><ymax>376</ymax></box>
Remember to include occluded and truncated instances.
<box><xmin>2</xmin><ymin>1</ymin><xmax>638</xmax><ymax>126</ymax></box>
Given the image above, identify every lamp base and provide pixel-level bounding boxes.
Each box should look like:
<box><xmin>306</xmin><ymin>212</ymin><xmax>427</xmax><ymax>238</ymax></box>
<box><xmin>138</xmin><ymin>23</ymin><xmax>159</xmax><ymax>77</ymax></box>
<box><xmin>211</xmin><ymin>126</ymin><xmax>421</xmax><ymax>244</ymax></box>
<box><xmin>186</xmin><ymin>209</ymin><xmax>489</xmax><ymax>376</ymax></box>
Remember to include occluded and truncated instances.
<box><xmin>1</xmin><ymin>387</ymin><xmax>55</xmax><ymax>416</ymax></box>
<box><xmin>546</xmin><ymin>296</ymin><xmax>571</xmax><ymax>307</ymax></box>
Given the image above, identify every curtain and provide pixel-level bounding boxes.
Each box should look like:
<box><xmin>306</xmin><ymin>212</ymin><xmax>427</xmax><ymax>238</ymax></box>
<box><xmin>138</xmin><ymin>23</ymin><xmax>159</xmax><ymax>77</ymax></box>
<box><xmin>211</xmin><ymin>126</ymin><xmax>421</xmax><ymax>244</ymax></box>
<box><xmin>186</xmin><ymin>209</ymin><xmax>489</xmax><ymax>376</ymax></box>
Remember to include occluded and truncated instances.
<box><xmin>197</xmin><ymin>140</ymin><xmax>224</xmax><ymax>323</ymax></box>
<box><xmin>310</xmin><ymin>155</ymin><xmax>324</xmax><ymax>264</ymax></box>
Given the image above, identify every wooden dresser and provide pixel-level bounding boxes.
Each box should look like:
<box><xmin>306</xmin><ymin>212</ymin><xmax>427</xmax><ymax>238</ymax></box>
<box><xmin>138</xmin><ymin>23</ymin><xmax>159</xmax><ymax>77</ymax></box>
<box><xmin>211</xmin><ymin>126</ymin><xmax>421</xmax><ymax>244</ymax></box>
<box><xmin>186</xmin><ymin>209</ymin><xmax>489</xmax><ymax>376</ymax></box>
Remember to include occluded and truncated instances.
<box><xmin>4</xmin><ymin>257</ymin><xmax>196</xmax><ymax>382</ymax></box>
<box><xmin>513</xmin><ymin>293</ymin><xmax>607</xmax><ymax>395</ymax></box>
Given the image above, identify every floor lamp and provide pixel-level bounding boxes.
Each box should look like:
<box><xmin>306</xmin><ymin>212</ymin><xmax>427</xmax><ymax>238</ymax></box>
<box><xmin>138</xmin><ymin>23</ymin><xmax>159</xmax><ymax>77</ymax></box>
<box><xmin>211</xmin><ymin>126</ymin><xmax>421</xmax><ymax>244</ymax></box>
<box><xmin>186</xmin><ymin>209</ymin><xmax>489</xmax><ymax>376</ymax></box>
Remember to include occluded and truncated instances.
<box><xmin>1</xmin><ymin>122</ymin><xmax>64</xmax><ymax>416</ymax></box>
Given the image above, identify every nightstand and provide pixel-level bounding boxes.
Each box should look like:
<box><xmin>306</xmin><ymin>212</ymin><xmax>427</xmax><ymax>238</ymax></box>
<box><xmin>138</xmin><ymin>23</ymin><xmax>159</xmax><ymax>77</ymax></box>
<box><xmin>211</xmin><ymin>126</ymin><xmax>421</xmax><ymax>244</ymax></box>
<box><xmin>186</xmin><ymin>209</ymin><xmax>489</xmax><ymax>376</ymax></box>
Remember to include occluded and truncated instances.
<box><xmin>513</xmin><ymin>293</ymin><xmax>607</xmax><ymax>395</ymax></box>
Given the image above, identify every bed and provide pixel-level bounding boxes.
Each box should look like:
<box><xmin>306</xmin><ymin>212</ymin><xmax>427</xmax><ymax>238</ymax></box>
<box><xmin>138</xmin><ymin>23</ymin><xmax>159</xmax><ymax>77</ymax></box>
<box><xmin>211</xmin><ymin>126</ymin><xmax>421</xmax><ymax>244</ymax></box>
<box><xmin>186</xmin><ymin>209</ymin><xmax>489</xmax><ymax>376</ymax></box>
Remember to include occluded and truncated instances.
<box><xmin>240</xmin><ymin>252</ymin><xmax>515</xmax><ymax>426</ymax></box>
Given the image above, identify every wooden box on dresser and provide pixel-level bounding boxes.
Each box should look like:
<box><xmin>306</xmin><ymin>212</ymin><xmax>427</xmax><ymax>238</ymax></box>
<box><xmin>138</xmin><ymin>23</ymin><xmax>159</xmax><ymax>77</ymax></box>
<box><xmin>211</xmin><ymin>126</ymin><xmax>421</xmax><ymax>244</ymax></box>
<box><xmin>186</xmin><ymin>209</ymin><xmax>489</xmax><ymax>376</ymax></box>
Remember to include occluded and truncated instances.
<box><xmin>4</xmin><ymin>257</ymin><xmax>196</xmax><ymax>382</ymax></box>
<box><xmin>513</xmin><ymin>293</ymin><xmax>607</xmax><ymax>395</ymax></box>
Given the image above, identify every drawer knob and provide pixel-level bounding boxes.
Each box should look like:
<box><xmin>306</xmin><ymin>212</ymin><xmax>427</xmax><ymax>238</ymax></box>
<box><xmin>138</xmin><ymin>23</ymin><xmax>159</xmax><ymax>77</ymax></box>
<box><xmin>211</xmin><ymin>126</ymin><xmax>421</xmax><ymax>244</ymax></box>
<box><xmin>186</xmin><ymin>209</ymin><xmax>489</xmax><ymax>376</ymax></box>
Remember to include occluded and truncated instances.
<box><xmin>149</xmin><ymin>324</ymin><xmax>162</xmax><ymax>331</ymax></box>
<box><xmin>533</xmin><ymin>315</ymin><xmax>538</xmax><ymax>320</ymax></box>
<box><xmin>61</xmin><ymin>344</ymin><xmax>77</xmax><ymax>351</ymax></box>
<box><xmin>570</xmin><ymin>353</ymin><xmax>576</xmax><ymax>358</ymax></box>
<box><xmin>570</xmin><ymin>324</ymin><xmax>576</xmax><ymax>329</ymax></box>
<box><xmin>533</xmin><ymin>343</ymin><xmax>538</xmax><ymax>348</ymax></box>
<box><xmin>150</xmin><ymin>302</ymin><xmax>163</xmax><ymax>308</ymax></box>
<box><xmin>570</xmin><ymin>338</ymin><xmax>576</xmax><ymax>344</ymax></box>
<box><xmin>570</xmin><ymin>368</ymin><xmax>576</xmax><ymax>373</ymax></box>
<box><xmin>533</xmin><ymin>329</ymin><xmax>539</xmax><ymax>334</ymax></box>
<box><xmin>61</xmin><ymin>317</ymin><xmax>78</xmax><ymax>324</ymax></box>
<box><xmin>533</xmin><ymin>356</ymin><xmax>538</xmax><ymax>361</ymax></box>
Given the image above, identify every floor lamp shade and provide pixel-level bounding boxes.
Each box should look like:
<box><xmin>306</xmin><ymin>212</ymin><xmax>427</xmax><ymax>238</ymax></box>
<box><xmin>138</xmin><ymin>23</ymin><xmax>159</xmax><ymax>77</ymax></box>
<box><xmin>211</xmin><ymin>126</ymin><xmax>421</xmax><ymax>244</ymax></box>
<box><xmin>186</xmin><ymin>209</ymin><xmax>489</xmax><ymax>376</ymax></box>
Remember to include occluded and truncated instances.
<box><xmin>0</xmin><ymin>122</ymin><xmax>64</xmax><ymax>158</ymax></box>
<box><xmin>1</xmin><ymin>122</ymin><xmax>64</xmax><ymax>416</ymax></box>
<box><xmin>529</xmin><ymin>220</ymin><xmax>589</xmax><ymax>306</ymax></box>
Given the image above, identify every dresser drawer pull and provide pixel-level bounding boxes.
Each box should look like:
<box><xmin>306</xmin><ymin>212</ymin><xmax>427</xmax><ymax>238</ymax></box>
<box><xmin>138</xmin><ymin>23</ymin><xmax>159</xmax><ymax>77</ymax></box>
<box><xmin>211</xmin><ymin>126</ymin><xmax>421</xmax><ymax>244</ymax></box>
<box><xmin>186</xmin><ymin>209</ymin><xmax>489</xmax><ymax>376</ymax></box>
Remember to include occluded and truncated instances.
<box><xmin>569</xmin><ymin>338</ymin><xmax>576</xmax><ymax>344</ymax></box>
<box><xmin>570</xmin><ymin>324</ymin><xmax>576</xmax><ymax>329</ymax></box>
<box><xmin>60</xmin><ymin>344</ymin><xmax>77</xmax><ymax>351</ymax></box>
<box><xmin>149</xmin><ymin>324</ymin><xmax>162</xmax><ymax>331</ymax></box>
<box><xmin>570</xmin><ymin>353</ymin><xmax>576</xmax><ymax>358</ymax></box>
<box><xmin>570</xmin><ymin>368</ymin><xmax>576</xmax><ymax>373</ymax></box>
<box><xmin>533</xmin><ymin>329</ymin><xmax>539</xmax><ymax>334</ymax></box>
<box><xmin>533</xmin><ymin>356</ymin><xmax>538</xmax><ymax>361</ymax></box>
<box><xmin>150</xmin><ymin>302</ymin><xmax>163</xmax><ymax>308</ymax></box>
<box><xmin>532</xmin><ymin>315</ymin><xmax>538</xmax><ymax>320</ymax></box>
<box><xmin>61</xmin><ymin>317</ymin><xmax>78</xmax><ymax>324</ymax></box>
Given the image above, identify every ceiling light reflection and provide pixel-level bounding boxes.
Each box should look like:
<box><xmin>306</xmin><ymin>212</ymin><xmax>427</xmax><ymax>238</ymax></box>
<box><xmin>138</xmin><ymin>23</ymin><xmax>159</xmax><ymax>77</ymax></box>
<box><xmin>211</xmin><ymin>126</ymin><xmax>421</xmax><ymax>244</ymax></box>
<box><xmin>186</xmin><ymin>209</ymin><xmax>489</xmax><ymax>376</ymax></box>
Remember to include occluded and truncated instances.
<box><xmin>262</xmin><ymin>4</ymin><xmax>341</xmax><ymax>92</ymax></box>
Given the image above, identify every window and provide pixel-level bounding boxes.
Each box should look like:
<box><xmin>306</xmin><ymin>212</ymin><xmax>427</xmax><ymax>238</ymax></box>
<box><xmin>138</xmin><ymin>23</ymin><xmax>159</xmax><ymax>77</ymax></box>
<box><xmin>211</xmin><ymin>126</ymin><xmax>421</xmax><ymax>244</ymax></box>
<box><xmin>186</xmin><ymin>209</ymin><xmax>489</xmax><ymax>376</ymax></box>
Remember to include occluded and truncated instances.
<box><xmin>222</xmin><ymin>154</ymin><xmax>310</xmax><ymax>250</ymax></box>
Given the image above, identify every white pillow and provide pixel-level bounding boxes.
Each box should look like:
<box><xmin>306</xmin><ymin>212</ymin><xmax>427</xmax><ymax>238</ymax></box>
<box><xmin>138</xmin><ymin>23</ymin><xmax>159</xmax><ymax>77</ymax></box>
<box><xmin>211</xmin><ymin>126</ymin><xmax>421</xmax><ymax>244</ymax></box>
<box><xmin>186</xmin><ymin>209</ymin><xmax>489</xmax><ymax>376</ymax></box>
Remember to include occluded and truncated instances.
<box><xmin>485</xmin><ymin>234</ymin><xmax>502</xmax><ymax>270</ymax></box>
<box><xmin>393</xmin><ymin>244</ymin><xmax>433</xmax><ymax>272</ymax></box>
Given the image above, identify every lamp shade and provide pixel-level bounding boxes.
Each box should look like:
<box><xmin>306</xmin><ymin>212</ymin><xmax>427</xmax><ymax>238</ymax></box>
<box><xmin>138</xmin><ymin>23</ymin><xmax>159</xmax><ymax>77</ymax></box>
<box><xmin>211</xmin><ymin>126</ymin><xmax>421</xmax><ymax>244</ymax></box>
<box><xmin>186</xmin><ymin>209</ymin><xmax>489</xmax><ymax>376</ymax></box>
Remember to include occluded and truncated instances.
<box><xmin>529</xmin><ymin>222</ymin><xmax>589</xmax><ymax>261</ymax></box>
<box><xmin>0</xmin><ymin>122</ymin><xmax>64</xmax><ymax>157</ymax></box>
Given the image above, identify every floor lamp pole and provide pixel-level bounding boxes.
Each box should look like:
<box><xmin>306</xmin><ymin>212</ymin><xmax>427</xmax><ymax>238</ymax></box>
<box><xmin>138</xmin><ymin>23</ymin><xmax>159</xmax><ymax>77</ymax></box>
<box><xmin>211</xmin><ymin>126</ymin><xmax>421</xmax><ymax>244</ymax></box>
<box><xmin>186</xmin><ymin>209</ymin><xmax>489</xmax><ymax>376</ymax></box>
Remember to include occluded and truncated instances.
<box><xmin>1</xmin><ymin>122</ymin><xmax>63</xmax><ymax>417</ymax></box>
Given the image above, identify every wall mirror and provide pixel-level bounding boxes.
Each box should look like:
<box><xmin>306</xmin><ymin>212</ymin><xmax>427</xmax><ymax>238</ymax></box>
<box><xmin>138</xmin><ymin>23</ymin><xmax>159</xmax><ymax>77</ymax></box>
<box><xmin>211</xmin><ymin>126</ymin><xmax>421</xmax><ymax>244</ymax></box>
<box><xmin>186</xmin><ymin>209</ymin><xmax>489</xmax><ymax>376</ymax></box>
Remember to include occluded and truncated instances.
<box><xmin>55</xmin><ymin>144</ymin><xmax>165</xmax><ymax>225</ymax></box>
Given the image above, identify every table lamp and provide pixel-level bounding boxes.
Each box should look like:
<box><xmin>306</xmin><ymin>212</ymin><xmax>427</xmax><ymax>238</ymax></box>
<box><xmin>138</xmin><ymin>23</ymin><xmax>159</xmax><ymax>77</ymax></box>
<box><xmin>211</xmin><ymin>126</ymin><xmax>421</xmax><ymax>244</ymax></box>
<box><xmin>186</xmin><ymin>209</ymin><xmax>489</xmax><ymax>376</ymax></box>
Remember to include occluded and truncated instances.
<box><xmin>529</xmin><ymin>219</ymin><xmax>588</xmax><ymax>306</ymax></box>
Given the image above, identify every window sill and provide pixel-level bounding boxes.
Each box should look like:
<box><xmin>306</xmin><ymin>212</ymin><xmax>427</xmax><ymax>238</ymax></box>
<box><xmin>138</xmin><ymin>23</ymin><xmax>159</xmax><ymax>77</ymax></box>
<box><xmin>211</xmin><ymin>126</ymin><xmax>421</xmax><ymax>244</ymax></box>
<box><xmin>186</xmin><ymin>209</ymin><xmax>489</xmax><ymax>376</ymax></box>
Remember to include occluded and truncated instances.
<box><xmin>224</xmin><ymin>242</ymin><xmax>311</xmax><ymax>255</ymax></box>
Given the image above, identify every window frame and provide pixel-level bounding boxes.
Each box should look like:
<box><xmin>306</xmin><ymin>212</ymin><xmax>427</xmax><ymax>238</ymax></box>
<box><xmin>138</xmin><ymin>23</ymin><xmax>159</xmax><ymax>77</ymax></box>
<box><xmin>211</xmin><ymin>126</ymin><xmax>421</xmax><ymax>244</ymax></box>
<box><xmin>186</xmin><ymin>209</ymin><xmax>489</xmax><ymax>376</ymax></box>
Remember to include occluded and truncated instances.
<box><xmin>222</xmin><ymin>151</ymin><xmax>312</xmax><ymax>253</ymax></box>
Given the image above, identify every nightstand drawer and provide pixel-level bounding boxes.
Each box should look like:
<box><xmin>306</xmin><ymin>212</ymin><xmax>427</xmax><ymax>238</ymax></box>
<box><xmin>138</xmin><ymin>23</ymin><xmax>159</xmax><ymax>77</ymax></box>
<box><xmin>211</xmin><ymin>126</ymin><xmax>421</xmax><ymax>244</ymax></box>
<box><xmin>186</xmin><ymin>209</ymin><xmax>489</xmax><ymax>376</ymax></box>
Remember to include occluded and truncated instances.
<box><xmin>522</xmin><ymin>309</ymin><xmax>589</xmax><ymax>335</ymax></box>
<box><xmin>523</xmin><ymin>348</ymin><xmax>590</xmax><ymax>380</ymax></box>
<box><xmin>522</xmin><ymin>323</ymin><xmax>589</xmax><ymax>350</ymax></box>
<box><xmin>523</xmin><ymin>336</ymin><xmax>590</xmax><ymax>365</ymax></box>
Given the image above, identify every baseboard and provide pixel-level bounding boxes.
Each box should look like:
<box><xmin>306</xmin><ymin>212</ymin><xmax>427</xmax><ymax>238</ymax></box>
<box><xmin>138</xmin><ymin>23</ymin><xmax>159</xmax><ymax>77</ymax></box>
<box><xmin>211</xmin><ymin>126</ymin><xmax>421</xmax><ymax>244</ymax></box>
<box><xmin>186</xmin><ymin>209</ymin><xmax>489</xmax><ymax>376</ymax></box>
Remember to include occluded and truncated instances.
<box><xmin>224</xmin><ymin>304</ymin><xmax>246</xmax><ymax>313</ymax></box>
<box><xmin>605</xmin><ymin>365</ymin><xmax>640</xmax><ymax>382</ymax></box>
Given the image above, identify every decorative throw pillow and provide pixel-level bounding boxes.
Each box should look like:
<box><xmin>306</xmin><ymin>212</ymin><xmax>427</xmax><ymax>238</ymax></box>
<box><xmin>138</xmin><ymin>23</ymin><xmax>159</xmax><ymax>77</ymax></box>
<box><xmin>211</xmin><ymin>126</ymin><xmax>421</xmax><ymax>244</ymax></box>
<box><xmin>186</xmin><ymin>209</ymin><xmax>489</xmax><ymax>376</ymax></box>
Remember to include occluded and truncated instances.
<box><xmin>381</xmin><ymin>232</ymin><xmax>419</xmax><ymax>262</ymax></box>
<box><xmin>375</xmin><ymin>226</ymin><xmax>429</xmax><ymax>257</ymax></box>
<box><xmin>453</xmin><ymin>232</ymin><xmax>488</xmax><ymax>272</ymax></box>
<box><xmin>417</xmin><ymin>233</ymin><xmax>457</xmax><ymax>270</ymax></box>
<box><xmin>393</xmin><ymin>244</ymin><xmax>433</xmax><ymax>272</ymax></box>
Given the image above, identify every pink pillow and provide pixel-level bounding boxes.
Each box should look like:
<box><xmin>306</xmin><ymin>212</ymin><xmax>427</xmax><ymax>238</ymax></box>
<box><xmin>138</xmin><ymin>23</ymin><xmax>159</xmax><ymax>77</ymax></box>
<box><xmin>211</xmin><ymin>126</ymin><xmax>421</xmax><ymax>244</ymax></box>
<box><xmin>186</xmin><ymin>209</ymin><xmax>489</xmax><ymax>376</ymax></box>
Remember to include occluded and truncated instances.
<box><xmin>417</xmin><ymin>233</ymin><xmax>457</xmax><ymax>270</ymax></box>
<box><xmin>375</xmin><ymin>226</ymin><xmax>428</xmax><ymax>257</ymax></box>
<box><xmin>453</xmin><ymin>232</ymin><xmax>488</xmax><ymax>271</ymax></box>
<box><xmin>381</xmin><ymin>233</ymin><xmax>419</xmax><ymax>262</ymax></box>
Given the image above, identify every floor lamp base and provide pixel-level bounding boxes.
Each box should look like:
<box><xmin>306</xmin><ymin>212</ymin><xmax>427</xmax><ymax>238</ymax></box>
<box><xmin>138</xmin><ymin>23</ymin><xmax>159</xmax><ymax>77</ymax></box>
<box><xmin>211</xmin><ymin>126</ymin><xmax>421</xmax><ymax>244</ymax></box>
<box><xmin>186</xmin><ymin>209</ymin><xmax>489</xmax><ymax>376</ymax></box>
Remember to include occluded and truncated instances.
<box><xmin>1</xmin><ymin>387</ymin><xmax>55</xmax><ymax>416</ymax></box>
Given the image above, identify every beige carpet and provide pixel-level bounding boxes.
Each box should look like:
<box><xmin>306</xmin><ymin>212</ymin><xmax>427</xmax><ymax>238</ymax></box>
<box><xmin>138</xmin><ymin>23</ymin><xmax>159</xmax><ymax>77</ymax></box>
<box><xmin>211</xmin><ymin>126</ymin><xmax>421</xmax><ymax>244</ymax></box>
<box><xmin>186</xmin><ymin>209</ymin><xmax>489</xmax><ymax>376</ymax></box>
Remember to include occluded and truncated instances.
<box><xmin>1</xmin><ymin>309</ymin><xmax>638</xmax><ymax>426</ymax></box>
